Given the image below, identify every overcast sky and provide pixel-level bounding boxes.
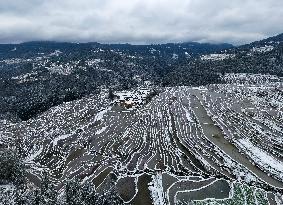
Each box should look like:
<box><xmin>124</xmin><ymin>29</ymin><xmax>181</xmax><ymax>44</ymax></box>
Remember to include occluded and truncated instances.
<box><xmin>0</xmin><ymin>0</ymin><xmax>282</xmax><ymax>45</ymax></box>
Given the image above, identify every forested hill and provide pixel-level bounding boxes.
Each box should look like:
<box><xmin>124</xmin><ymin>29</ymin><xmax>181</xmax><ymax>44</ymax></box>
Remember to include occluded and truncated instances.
<box><xmin>0</xmin><ymin>41</ymin><xmax>232</xmax><ymax>121</ymax></box>
<box><xmin>195</xmin><ymin>33</ymin><xmax>283</xmax><ymax>77</ymax></box>
<box><xmin>0</xmin><ymin>33</ymin><xmax>283</xmax><ymax>122</ymax></box>
<box><xmin>0</xmin><ymin>41</ymin><xmax>233</xmax><ymax>60</ymax></box>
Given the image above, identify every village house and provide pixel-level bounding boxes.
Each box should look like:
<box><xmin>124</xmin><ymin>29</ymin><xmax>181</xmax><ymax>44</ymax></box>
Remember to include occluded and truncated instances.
<box><xmin>114</xmin><ymin>88</ymin><xmax>152</xmax><ymax>108</ymax></box>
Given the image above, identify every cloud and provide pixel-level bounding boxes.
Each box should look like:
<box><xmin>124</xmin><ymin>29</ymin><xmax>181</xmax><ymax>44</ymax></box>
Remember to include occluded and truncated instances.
<box><xmin>0</xmin><ymin>0</ymin><xmax>282</xmax><ymax>45</ymax></box>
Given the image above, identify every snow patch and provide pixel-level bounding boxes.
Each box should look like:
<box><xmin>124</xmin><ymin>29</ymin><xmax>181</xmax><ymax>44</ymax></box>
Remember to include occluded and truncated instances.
<box><xmin>52</xmin><ymin>133</ymin><xmax>72</xmax><ymax>147</ymax></box>
<box><xmin>148</xmin><ymin>173</ymin><xmax>166</xmax><ymax>205</ymax></box>
<box><xmin>94</xmin><ymin>107</ymin><xmax>110</xmax><ymax>122</ymax></box>
<box><xmin>238</xmin><ymin>138</ymin><xmax>283</xmax><ymax>176</ymax></box>
<box><xmin>183</xmin><ymin>107</ymin><xmax>194</xmax><ymax>123</ymax></box>
<box><xmin>201</xmin><ymin>54</ymin><xmax>235</xmax><ymax>61</ymax></box>
<box><xmin>251</xmin><ymin>45</ymin><xmax>274</xmax><ymax>53</ymax></box>
<box><xmin>25</xmin><ymin>146</ymin><xmax>43</xmax><ymax>162</ymax></box>
<box><xmin>95</xmin><ymin>126</ymin><xmax>107</xmax><ymax>135</ymax></box>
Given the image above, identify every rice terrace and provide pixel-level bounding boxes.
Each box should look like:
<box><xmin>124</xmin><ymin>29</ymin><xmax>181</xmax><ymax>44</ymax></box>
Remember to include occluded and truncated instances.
<box><xmin>1</xmin><ymin>0</ymin><xmax>283</xmax><ymax>204</ymax></box>
<box><xmin>1</xmin><ymin>73</ymin><xmax>283</xmax><ymax>204</ymax></box>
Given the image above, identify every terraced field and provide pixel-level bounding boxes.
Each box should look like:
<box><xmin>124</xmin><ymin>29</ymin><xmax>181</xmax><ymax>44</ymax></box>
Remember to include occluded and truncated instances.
<box><xmin>1</xmin><ymin>78</ymin><xmax>283</xmax><ymax>204</ymax></box>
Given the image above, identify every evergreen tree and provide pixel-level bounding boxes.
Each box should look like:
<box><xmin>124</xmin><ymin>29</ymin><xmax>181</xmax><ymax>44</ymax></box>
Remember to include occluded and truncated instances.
<box><xmin>108</xmin><ymin>88</ymin><xmax>115</xmax><ymax>101</ymax></box>
<box><xmin>65</xmin><ymin>178</ymin><xmax>82</xmax><ymax>205</ymax></box>
<box><xmin>0</xmin><ymin>149</ymin><xmax>25</xmax><ymax>185</ymax></box>
<box><xmin>40</xmin><ymin>171</ymin><xmax>58</xmax><ymax>205</ymax></box>
<box><xmin>15</xmin><ymin>185</ymin><xmax>28</xmax><ymax>205</ymax></box>
<box><xmin>31</xmin><ymin>189</ymin><xmax>42</xmax><ymax>205</ymax></box>
<box><xmin>80</xmin><ymin>181</ymin><xmax>98</xmax><ymax>205</ymax></box>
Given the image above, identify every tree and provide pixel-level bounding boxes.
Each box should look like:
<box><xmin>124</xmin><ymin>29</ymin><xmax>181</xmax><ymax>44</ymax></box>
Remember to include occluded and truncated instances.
<box><xmin>0</xmin><ymin>149</ymin><xmax>26</xmax><ymax>185</ymax></box>
<box><xmin>80</xmin><ymin>181</ymin><xmax>98</xmax><ymax>205</ymax></box>
<box><xmin>65</xmin><ymin>178</ymin><xmax>82</xmax><ymax>205</ymax></box>
<box><xmin>108</xmin><ymin>88</ymin><xmax>115</xmax><ymax>101</ymax></box>
<box><xmin>40</xmin><ymin>171</ymin><xmax>57</xmax><ymax>205</ymax></box>
<box><xmin>31</xmin><ymin>189</ymin><xmax>42</xmax><ymax>205</ymax></box>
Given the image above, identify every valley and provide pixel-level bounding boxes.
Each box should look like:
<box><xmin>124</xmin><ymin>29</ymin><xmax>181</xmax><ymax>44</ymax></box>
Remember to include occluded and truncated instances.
<box><xmin>0</xmin><ymin>32</ymin><xmax>283</xmax><ymax>204</ymax></box>
<box><xmin>1</xmin><ymin>73</ymin><xmax>283</xmax><ymax>204</ymax></box>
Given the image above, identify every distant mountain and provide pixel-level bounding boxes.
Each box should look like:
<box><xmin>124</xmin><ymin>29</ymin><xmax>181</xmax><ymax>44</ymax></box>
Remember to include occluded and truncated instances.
<box><xmin>0</xmin><ymin>41</ymin><xmax>233</xmax><ymax>60</ymax></box>
<box><xmin>196</xmin><ymin>32</ymin><xmax>283</xmax><ymax>77</ymax></box>
<box><xmin>252</xmin><ymin>33</ymin><xmax>283</xmax><ymax>46</ymax></box>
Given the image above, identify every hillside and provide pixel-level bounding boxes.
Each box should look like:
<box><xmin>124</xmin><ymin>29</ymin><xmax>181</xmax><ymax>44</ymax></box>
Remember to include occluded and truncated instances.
<box><xmin>1</xmin><ymin>74</ymin><xmax>283</xmax><ymax>204</ymax></box>
<box><xmin>0</xmin><ymin>41</ymin><xmax>232</xmax><ymax>121</ymax></box>
<box><xmin>198</xmin><ymin>33</ymin><xmax>283</xmax><ymax>76</ymax></box>
<box><xmin>1</xmin><ymin>34</ymin><xmax>283</xmax><ymax>205</ymax></box>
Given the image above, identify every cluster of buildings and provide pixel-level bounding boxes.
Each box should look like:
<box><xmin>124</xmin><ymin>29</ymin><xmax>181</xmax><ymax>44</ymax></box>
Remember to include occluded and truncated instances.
<box><xmin>113</xmin><ymin>88</ymin><xmax>153</xmax><ymax>108</ymax></box>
